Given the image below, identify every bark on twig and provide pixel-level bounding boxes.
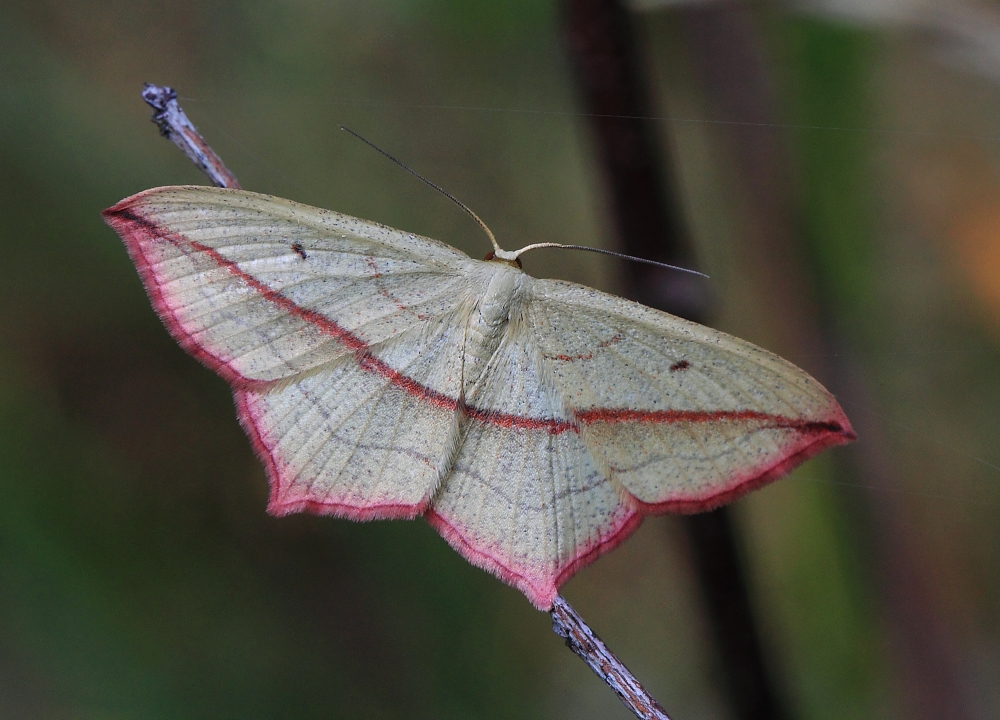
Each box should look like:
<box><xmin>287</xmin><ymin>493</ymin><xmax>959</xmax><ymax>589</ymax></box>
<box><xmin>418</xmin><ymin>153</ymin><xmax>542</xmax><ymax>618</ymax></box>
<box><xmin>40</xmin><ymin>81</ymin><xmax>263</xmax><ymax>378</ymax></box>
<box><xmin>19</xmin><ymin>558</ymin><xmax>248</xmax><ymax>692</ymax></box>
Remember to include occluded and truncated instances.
<box><xmin>136</xmin><ymin>83</ymin><xmax>670</xmax><ymax>720</ymax></box>
<box><xmin>552</xmin><ymin>595</ymin><xmax>671</xmax><ymax>720</ymax></box>
<box><xmin>141</xmin><ymin>83</ymin><xmax>240</xmax><ymax>189</ymax></box>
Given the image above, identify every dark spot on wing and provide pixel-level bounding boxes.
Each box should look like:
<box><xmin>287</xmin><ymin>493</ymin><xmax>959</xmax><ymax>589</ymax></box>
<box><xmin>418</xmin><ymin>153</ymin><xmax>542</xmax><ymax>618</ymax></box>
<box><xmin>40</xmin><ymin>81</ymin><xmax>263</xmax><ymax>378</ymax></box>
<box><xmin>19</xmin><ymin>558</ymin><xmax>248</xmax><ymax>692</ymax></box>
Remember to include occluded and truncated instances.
<box><xmin>292</xmin><ymin>242</ymin><xmax>307</xmax><ymax>259</ymax></box>
<box><xmin>669</xmin><ymin>360</ymin><xmax>690</xmax><ymax>372</ymax></box>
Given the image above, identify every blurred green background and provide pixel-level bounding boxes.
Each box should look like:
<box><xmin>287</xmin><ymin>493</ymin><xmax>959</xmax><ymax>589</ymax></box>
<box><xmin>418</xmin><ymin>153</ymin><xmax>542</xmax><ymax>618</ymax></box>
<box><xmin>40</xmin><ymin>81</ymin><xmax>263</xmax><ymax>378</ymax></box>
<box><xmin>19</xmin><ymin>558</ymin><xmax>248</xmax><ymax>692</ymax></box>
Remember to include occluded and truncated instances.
<box><xmin>3</xmin><ymin>1</ymin><xmax>1000</xmax><ymax>718</ymax></box>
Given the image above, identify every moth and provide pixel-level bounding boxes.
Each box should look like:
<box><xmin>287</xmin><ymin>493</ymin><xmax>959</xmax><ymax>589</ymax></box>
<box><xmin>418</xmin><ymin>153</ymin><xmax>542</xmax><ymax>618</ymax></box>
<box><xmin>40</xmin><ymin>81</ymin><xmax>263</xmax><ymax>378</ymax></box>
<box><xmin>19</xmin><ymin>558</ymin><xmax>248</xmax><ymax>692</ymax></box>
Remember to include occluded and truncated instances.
<box><xmin>104</xmin><ymin>186</ymin><xmax>854</xmax><ymax>610</ymax></box>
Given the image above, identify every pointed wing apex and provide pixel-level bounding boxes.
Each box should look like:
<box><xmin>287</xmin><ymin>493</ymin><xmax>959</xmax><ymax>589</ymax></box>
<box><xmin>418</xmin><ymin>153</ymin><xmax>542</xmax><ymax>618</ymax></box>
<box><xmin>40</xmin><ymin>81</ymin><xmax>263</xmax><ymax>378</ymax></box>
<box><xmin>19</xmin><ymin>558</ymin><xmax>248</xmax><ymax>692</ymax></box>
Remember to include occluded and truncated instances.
<box><xmin>527</xmin><ymin>277</ymin><xmax>855</xmax><ymax>513</ymax></box>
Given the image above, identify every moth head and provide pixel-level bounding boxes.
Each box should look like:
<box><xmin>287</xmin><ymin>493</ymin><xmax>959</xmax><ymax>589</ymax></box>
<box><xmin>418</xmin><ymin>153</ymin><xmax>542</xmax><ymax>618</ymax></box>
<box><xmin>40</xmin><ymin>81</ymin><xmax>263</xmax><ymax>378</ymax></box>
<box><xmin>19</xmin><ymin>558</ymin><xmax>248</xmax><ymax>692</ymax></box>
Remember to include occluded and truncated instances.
<box><xmin>484</xmin><ymin>250</ymin><xmax>523</xmax><ymax>269</ymax></box>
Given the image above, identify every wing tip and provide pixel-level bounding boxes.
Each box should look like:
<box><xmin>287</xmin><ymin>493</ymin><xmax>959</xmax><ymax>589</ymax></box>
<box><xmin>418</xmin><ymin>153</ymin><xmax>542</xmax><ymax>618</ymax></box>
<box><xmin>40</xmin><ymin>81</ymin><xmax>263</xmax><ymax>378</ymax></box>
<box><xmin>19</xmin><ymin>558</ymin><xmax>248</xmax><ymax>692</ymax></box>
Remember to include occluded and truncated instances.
<box><xmin>102</xmin><ymin>187</ymin><xmax>177</xmax><ymax>221</ymax></box>
<box><xmin>635</xmin><ymin>413</ymin><xmax>856</xmax><ymax>515</ymax></box>
<box><xmin>104</xmin><ymin>186</ymin><xmax>230</xmax><ymax>217</ymax></box>
<box><xmin>105</xmin><ymin>198</ymin><xmax>252</xmax><ymax>387</ymax></box>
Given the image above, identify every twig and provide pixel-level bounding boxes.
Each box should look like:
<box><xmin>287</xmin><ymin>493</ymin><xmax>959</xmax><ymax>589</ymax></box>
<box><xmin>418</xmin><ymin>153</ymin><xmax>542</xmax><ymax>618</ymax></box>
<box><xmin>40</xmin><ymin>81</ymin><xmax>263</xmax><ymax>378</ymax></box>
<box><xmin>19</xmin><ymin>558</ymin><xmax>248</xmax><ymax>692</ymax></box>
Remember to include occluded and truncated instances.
<box><xmin>136</xmin><ymin>83</ymin><xmax>671</xmax><ymax>720</ymax></box>
<box><xmin>141</xmin><ymin>84</ymin><xmax>240</xmax><ymax>189</ymax></box>
<box><xmin>552</xmin><ymin>595</ymin><xmax>672</xmax><ymax>719</ymax></box>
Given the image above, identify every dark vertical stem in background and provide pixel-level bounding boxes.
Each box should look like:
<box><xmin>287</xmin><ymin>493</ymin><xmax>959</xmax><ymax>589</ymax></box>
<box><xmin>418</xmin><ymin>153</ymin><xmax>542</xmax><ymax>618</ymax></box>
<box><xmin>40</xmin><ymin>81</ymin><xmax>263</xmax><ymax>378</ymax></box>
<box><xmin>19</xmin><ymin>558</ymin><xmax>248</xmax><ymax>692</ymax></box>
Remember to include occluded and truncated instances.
<box><xmin>559</xmin><ymin>0</ymin><xmax>705</xmax><ymax>324</ymax></box>
<box><xmin>680</xmin><ymin>511</ymin><xmax>787</xmax><ymax>720</ymax></box>
<box><xmin>559</xmin><ymin>2</ymin><xmax>789</xmax><ymax>719</ymax></box>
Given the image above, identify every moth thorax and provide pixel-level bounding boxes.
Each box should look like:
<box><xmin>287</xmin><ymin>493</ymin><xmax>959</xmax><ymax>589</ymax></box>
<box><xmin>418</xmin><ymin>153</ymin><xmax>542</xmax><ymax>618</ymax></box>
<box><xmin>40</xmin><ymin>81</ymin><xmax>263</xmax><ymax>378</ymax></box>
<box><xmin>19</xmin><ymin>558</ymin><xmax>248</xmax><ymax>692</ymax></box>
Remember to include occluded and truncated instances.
<box><xmin>477</xmin><ymin>266</ymin><xmax>522</xmax><ymax>328</ymax></box>
<box><xmin>462</xmin><ymin>268</ymin><xmax>524</xmax><ymax>388</ymax></box>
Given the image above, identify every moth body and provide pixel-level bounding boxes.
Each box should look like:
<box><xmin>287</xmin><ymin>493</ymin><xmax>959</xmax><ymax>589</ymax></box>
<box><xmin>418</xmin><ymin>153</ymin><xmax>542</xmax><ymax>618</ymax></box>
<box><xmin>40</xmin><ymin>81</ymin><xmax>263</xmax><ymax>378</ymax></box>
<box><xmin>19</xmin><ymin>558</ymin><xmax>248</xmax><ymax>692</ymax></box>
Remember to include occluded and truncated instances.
<box><xmin>462</xmin><ymin>264</ymin><xmax>526</xmax><ymax>392</ymax></box>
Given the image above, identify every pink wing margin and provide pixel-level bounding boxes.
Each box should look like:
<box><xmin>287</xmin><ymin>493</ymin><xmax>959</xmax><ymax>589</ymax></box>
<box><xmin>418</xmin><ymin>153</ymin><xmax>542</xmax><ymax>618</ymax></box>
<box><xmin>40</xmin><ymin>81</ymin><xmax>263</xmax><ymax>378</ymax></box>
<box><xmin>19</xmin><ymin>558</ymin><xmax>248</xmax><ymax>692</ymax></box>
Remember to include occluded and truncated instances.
<box><xmin>104</xmin><ymin>191</ymin><xmax>855</xmax><ymax>611</ymax></box>
<box><xmin>425</xmin><ymin>509</ymin><xmax>646</xmax><ymax>610</ymax></box>
<box><xmin>105</xmin><ymin>198</ymin><xmax>256</xmax><ymax>388</ymax></box>
<box><xmin>426</xmin><ymin>413</ymin><xmax>853</xmax><ymax>610</ymax></box>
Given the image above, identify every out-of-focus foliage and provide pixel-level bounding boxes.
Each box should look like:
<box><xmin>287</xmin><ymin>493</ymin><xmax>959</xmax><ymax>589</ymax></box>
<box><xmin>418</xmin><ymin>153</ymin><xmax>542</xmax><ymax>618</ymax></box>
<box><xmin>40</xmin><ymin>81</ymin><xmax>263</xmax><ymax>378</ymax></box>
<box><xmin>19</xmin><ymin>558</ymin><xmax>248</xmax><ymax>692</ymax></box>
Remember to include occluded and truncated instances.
<box><xmin>2</xmin><ymin>1</ymin><xmax>1000</xmax><ymax>719</ymax></box>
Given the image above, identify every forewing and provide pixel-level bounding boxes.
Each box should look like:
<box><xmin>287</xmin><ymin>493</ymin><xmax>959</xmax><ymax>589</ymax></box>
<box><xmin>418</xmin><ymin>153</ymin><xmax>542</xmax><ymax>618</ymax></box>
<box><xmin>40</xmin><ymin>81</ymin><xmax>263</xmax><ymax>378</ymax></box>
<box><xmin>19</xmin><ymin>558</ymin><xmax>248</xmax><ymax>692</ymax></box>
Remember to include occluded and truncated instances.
<box><xmin>103</xmin><ymin>186</ymin><xmax>480</xmax><ymax>385</ymax></box>
<box><xmin>526</xmin><ymin>278</ymin><xmax>855</xmax><ymax>512</ymax></box>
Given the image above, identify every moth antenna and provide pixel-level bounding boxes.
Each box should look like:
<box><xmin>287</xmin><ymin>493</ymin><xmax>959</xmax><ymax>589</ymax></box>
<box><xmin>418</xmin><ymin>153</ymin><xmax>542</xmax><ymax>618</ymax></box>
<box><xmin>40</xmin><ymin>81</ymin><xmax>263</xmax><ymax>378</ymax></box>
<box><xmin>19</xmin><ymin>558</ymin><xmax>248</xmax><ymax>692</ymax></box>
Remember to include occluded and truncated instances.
<box><xmin>339</xmin><ymin>126</ymin><xmax>503</xmax><ymax>255</ymax></box>
<box><xmin>511</xmin><ymin>242</ymin><xmax>709</xmax><ymax>279</ymax></box>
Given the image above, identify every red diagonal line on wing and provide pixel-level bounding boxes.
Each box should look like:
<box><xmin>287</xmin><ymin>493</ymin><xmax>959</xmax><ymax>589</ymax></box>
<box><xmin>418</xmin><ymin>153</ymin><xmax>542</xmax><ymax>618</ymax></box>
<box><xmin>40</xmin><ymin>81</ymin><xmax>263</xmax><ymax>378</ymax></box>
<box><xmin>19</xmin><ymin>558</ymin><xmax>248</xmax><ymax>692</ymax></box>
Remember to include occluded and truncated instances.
<box><xmin>354</xmin><ymin>352</ymin><xmax>457</xmax><ymax>412</ymax></box>
<box><xmin>576</xmin><ymin>408</ymin><xmax>774</xmax><ymax>424</ymax></box>
<box><xmin>465</xmin><ymin>407</ymin><xmax>573</xmax><ymax>433</ymax></box>
<box><xmin>575</xmin><ymin>407</ymin><xmax>853</xmax><ymax>437</ymax></box>
<box><xmin>195</xmin><ymin>237</ymin><xmax>367</xmax><ymax>350</ymax></box>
